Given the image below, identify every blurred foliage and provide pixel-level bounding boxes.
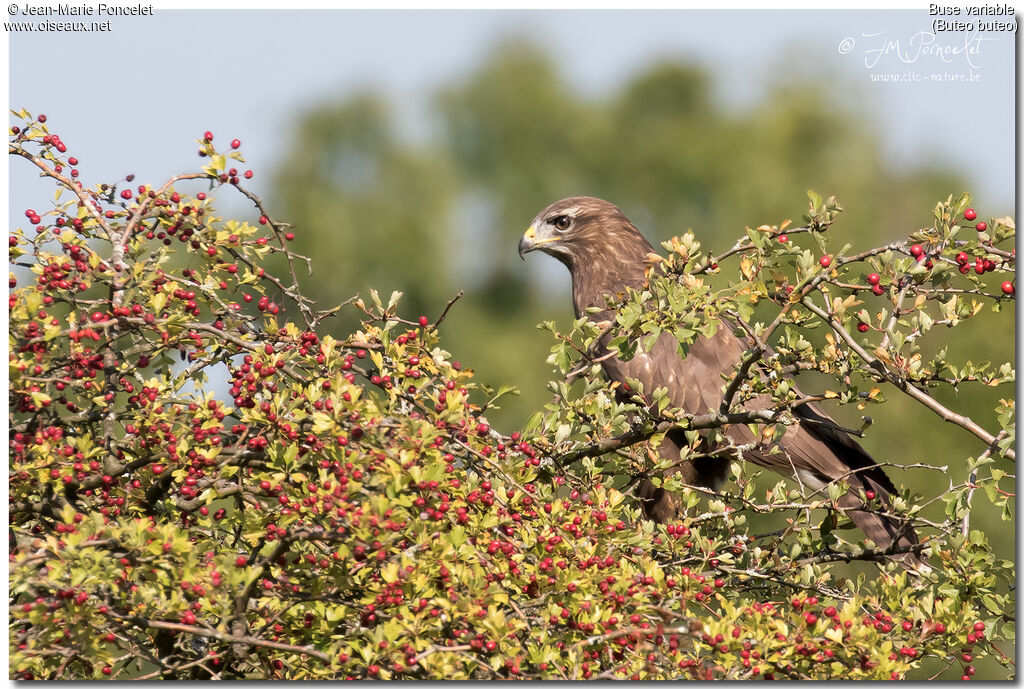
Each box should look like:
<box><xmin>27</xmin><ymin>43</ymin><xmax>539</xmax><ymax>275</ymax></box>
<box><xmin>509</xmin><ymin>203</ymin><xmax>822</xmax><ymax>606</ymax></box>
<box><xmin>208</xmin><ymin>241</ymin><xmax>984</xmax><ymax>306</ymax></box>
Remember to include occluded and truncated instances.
<box><xmin>271</xmin><ymin>42</ymin><xmax>1012</xmax><ymax>569</ymax></box>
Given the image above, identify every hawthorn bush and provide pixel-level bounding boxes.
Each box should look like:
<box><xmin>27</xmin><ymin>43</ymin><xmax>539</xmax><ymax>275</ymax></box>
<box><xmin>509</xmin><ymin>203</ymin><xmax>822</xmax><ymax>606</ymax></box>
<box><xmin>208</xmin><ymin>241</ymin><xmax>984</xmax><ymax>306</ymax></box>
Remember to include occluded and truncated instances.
<box><xmin>8</xmin><ymin>111</ymin><xmax>1016</xmax><ymax>680</ymax></box>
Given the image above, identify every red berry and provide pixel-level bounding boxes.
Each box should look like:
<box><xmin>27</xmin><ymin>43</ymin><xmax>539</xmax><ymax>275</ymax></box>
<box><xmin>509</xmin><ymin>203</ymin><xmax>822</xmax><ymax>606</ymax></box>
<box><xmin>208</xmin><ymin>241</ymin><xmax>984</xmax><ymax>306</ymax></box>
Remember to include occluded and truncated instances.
<box><xmin>234</xmin><ymin>555</ymin><xmax>248</xmax><ymax>567</ymax></box>
<box><xmin>231</xmin><ymin>139</ymin><xmax>241</xmax><ymax>149</ymax></box>
<box><xmin>418</xmin><ymin>315</ymin><xmax>429</xmax><ymax>327</ymax></box>
<box><xmin>871</xmin><ymin>284</ymin><xmax>884</xmax><ymax>296</ymax></box>
<box><xmin>120</xmin><ymin>189</ymin><xmax>132</xmax><ymax>200</ymax></box>
<box><xmin>37</xmin><ymin>114</ymin><xmax>47</xmax><ymax>123</ymax></box>
<box><xmin>866</xmin><ymin>273</ymin><xmax>880</xmax><ymax>285</ymax></box>
<box><xmin>204</xmin><ymin>131</ymin><xmax>213</xmax><ymax>142</ymax></box>
<box><xmin>865</xmin><ymin>490</ymin><xmax>876</xmax><ymax>500</ymax></box>
<box><xmin>973</xmin><ymin>621</ymin><xmax>985</xmax><ymax>632</ymax></box>
<box><xmin>819</xmin><ymin>255</ymin><xmax>832</xmax><ymax>268</ymax></box>
<box><xmin>284</xmin><ymin>232</ymin><xmax>294</xmax><ymax>241</ymax></box>
<box><xmin>975</xmin><ymin>222</ymin><xmax>987</xmax><ymax>232</ymax></box>
<box><xmin>909</xmin><ymin>244</ymin><xmax>924</xmax><ymax>258</ymax></box>
<box><xmin>1001</xmin><ymin>281</ymin><xmax>1014</xmax><ymax>295</ymax></box>
<box><xmin>956</xmin><ymin>251</ymin><xmax>969</xmax><ymax>264</ymax></box>
<box><xmin>68</xmin><ymin>157</ymin><xmax>78</xmax><ymax>166</ymax></box>
<box><xmin>101</xmin><ymin>666</ymin><xmax>112</xmax><ymax>676</ymax></box>
<box><xmin>857</xmin><ymin>322</ymin><xmax>869</xmax><ymax>333</ymax></box>
<box><xmin>964</xmin><ymin>208</ymin><xmax>977</xmax><ymax>221</ymax></box>
<box><xmin>778</xmin><ymin>234</ymin><xmax>788</xmax><ymax>243</ymax></box>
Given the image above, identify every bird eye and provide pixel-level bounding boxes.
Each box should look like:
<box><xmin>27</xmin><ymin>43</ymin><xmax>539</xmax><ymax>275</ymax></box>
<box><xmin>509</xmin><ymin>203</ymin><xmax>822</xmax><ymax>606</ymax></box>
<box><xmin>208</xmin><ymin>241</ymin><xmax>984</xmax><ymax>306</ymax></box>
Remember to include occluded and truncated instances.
<box><xmin>551</xmin><ymin>215</ymin><xmax>572</xmax><ymax>232</ymax></box>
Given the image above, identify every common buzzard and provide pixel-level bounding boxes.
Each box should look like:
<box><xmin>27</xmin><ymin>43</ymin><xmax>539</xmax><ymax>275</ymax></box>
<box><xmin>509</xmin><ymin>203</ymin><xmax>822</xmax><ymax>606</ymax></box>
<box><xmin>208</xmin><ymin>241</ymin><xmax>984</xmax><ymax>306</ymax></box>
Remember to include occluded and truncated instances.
<box><xmin>519</xmin><ymin>196</ymin><xmax>923</xmax><ymax>569</ymax></box>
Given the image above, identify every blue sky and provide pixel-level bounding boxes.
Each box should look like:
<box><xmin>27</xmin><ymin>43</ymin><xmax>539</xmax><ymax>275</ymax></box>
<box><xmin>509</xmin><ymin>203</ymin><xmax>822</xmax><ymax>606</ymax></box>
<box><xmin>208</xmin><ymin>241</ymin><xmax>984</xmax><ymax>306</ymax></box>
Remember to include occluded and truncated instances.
<box><xmin>7</xmin><ymin>8</ymin><xmax>1016</xmax><ymax>227</ymax></box>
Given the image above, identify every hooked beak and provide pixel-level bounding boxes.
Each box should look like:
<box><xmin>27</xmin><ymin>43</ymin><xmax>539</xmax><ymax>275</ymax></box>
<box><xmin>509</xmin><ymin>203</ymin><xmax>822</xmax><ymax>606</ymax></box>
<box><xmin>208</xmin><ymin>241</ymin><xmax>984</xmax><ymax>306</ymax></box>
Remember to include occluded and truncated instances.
<box><xmin>518</xmin><ymin>224</ymin><xmax>558</xmax><ymax>259</ymax></box>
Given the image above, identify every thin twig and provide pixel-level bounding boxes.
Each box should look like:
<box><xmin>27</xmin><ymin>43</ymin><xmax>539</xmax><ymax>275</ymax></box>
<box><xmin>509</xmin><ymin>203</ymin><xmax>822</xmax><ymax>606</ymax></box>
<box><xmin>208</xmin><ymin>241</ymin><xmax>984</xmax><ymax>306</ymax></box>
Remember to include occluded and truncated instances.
<box><xmin>434</xmin><ymin>290</ymin><xmax>464</xmax><ymax>327</ymax></box>
<box><xmin>962</xmin><ymin>431</ymin><xmax>1008</xmax><ymax>538</ymax></box>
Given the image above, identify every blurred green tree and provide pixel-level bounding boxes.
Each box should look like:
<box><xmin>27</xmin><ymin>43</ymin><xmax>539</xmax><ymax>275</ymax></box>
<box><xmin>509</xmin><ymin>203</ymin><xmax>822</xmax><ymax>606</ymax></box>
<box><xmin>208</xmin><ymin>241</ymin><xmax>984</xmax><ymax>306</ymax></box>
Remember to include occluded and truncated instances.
<box><xmin>273</xmin><ymin>94</ymin><xmax>457</xmax><ymax>327</ymax></box>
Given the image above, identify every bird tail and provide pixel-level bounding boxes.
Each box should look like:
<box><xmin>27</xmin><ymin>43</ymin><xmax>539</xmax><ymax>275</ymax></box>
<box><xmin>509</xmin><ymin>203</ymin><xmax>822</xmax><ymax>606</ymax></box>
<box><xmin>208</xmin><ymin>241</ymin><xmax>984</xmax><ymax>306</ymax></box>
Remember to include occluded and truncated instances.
<box><xmin>779</xmin><ymin>402</ymin><xmax>929</xmax><ymax>573</ymax></box>
<box><xmin>837</xmin><ymin>474</ymin><xmax>929</xmax><ymax>573</ymax></box>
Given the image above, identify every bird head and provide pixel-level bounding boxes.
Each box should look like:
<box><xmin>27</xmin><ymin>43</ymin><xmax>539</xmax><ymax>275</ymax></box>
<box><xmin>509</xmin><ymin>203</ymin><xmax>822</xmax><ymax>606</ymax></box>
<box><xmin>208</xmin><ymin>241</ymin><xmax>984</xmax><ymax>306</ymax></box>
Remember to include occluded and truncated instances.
<box><xmin>518</xmin><ymin>196</ymin><xmax>655</xmax><ymax>277</ymax></box>
<box><xmin>519</xmin><ymin>197</ymin><xmax>620</xmax><ymax>261</ymax></box>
